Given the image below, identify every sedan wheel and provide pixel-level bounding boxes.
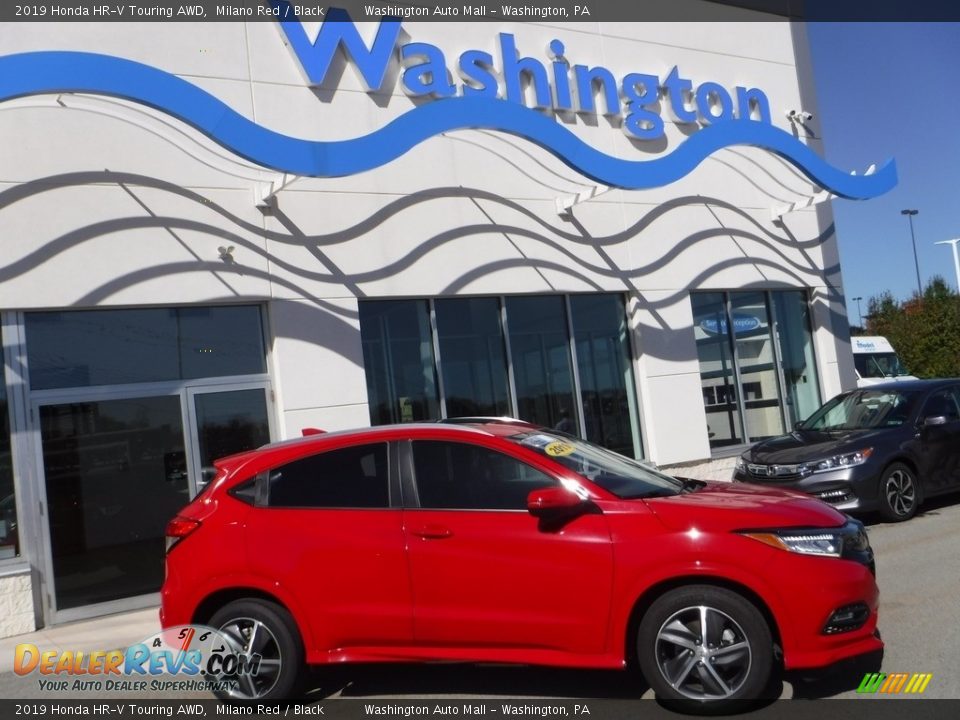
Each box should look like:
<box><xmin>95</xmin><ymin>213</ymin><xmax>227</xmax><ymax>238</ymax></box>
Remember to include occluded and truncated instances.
<box><xmin>879</xmin><ymin>462</ymin><xmax>918</xmax><ymax>521</ymax></box>
<box><xmin>638</xmin><ymin>585</ymin><xmax>773</xmax><ymax>711</ymax></box>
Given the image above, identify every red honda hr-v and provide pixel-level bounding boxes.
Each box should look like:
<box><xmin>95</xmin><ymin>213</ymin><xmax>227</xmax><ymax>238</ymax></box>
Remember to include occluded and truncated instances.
<box><xmin>161</xmin><ymin>420</ymin><xmax>881</xmax><ymax>709</ymax></box>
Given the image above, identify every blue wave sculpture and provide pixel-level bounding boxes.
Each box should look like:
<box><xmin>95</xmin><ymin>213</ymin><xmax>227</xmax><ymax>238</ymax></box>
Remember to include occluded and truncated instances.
<box><xmin>0</xmin><ymin>52</ymin><xmax>896</xmax><ymax>199</ymax></box>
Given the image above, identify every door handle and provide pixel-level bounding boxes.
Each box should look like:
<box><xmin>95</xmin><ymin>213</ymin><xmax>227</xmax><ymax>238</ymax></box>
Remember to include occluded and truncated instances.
<box><xmin>411</xmin><ymin>525</ymin><xmax>453</xmax><ymax>539</ymax></box>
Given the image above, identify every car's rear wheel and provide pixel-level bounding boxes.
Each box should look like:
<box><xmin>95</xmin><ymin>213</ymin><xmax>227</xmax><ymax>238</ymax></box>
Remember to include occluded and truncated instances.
<box><xmin>637</xmin><ymin>585</ymin><xmax>773</xmax><ymax>712</ymax></box>
<box><xmin>207</xmin><ymin>598</ymin><xmax>305</xmax><ymax>701</ymax></box>
<box><xmin>878</xmin><ymin>462</ymin><xmax>919</xmax><ymax>522</ymax></box>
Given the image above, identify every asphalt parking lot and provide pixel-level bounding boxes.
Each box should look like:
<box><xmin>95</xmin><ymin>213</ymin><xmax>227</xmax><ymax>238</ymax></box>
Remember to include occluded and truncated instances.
<box><xmin>2</xmin><ymin>492</ymin><xmax>959</xmax><ymax>704</ymax></box>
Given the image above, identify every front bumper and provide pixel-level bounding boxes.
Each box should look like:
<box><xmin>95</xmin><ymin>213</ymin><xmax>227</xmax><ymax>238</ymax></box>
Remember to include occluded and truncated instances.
<box><xmin>776</xmin><ymin>555</ymin><xmax>882</xmax><ymax>669</ymax></box>
<box><xmin>733</xmin><ymin>465</ymin><xmax>882</xmax><ymax>513</ymax></box>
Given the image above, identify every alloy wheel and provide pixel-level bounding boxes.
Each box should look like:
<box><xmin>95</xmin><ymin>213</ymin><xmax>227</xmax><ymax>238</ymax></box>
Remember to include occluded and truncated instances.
<box><xmin>654</xmin><ymin>605</ymin><xmax>752</xmax><ymax>701</ymax></box>
<box><xmin>213</xmin><ymin>616</ymin><xmax>283</xmax><ymax>700</ymax></box>
<box><xmin>885</xmin><ymin>469</ymin><xmax>916</xmax><ymax>517</ymax></box>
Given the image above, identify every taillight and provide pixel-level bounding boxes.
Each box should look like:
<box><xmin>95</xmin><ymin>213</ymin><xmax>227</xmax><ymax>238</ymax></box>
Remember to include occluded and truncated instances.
<box><xmin>165</xmin><ymin>515</ymin><xmax>201</xmax><ymax>552</ymax></box>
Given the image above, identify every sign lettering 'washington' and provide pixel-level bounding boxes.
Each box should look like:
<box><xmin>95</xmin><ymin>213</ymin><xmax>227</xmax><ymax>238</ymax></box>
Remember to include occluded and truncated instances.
<box><xmin>272</xmin><ymin>3</ymin><xmax>772</xmax><ymax>141</ymax></box>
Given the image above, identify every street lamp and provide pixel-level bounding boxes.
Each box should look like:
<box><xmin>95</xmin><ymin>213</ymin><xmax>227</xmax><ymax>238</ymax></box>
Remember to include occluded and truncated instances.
<box><xmin>934</xmin><ymin>238</ymin><xmax>960</xmax><ymax>293</ymax></box>
<box><xmin>901</xmin><ymin>209</ymin><xmax>923</xmax><ymax>297</ymax></box>
<box><xmin>852</xmin><ymin>296</ymin><xmax>863</xmax><ymax>327</ymax></box>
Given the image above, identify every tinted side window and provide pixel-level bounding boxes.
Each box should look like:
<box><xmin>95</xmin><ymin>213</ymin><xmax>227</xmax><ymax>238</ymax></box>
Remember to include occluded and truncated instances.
<box><xmin>412</xmin><ymin>441</ymin><xmax>557</xmax><ymax>510</ymax></box>
<box><xmin>267</xmin><ymin>444</ymin><xmax>389</xmax><ymax>508</ymax></box>
<box><xmin>922</xmin><ymin>390</ymin><xmax>960</xmax><ymax>422</ymax></box>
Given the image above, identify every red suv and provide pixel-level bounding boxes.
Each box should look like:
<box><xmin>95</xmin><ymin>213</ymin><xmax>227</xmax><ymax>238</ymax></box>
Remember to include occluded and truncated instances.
<box><xmin>161</xmin><ymin>421</ymin><xmax>881</xmax><ymax>709</ymax></box>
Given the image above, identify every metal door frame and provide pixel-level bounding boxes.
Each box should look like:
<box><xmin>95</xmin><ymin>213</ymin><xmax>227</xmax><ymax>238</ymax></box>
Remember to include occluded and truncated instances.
<box><xmin>30</xmin><ymin>376</ymin><xmax>274</xmax><ymax>625</ymax></box>
<box><xmin>185</xmin><ymin>381</ymin><xmax>276</xmax><ymax>496</ymax></box>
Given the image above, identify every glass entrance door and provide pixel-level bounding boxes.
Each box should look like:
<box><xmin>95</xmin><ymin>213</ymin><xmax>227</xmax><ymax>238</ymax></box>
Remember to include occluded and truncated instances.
<box><xmin>35</xmin><ymin>383</ymin><xmax>273</xmax><ymax>622</ymax></box>
<box><xmin>188</xmin><ymin>386</ymin><xmax>271</xmax><ymax>492</ymax></box>
<box><xmin>39</xmin><ymin>394</ymin><xmax>189</xmax><ymax>612</ymax></box>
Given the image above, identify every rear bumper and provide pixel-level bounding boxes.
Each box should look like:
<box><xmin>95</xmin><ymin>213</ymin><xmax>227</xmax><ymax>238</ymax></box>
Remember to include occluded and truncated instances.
<box><xmin>159</xmin><ymin>560</ymin><xmax>194</xmax><ymax>629</ymax></box>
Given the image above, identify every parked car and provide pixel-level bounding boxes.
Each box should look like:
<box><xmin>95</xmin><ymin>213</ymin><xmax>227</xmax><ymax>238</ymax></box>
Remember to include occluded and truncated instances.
<box><xmin>162</xmin><ymin>420</ymin><xmax>880</xmax><ymax>709</ymax></box>
<box><xmin>734</xmin><ymin>379</ymin><xmax>960</xmax><ymax>521</ymax></box>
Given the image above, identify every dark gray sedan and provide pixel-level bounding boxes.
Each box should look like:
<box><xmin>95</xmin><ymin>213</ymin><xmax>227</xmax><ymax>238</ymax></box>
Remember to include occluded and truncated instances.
<box><xmin>734</xmin><ymin>379</ymin><xmax>960</xmax><ymax>521</ymax></box>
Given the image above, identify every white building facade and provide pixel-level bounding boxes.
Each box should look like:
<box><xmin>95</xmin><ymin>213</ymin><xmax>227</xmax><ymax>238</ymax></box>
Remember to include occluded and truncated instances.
<box><xmin>0</xmin><ymin>4</ymin><xmax>890</xmax><ymax>635</ymax></box>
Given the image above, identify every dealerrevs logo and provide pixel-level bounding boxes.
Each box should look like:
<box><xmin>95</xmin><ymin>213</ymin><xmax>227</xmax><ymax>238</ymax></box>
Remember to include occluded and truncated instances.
<box><xmin>14</xmin><ymin>625</ymin><xmax>259</xmax><ymax>693</ymax></box>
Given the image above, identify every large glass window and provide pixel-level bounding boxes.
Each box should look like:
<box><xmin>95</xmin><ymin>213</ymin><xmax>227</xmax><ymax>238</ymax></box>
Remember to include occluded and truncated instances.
<box><xmin>359</xmin><ymin>294</ymin><xmax>644</xmax><ymax>459</ymax></box>
<box><xmin>730</xmin><ymin>292</ymin><xmax>784</xmax><ymax>441</ymax></box>
<box><xmin>772</xmin><ymin>291</ymin><xmax>822</xmax><ymax>424</ymax></box>
<box><xmin>267</xmin><ymin>443</ymin><xmax>389</xmax><ymax>508</ymax></box>
<box><xmin>0</xmin><ymin>342</ymin><xmax>17</xmax><ymax>561</ymax></box>
<box><xmin>435</xmin><ymin>298</ymin><xmax>510</xmax><ymax>417</ymax></box>
<box><xmin>506</xmin><ymin>296</ymin><xmax>578</xmax><ymax>434</ymax></box>
<box><xmin>693</xmin><ymin>290</ymin><xmax>821</xmax><ymax>449</ymax></box>
<box><xmin>570</xmin><ymin>295</ymin><xmax>642</xmax><ymax>458</ymax></box>
<box><xmin>26</xmin><ymin>305</ymin><xmax>266</xmax><ymax>390</ymax></box>
<box><xmin>693</xmin><ymin>292</ymin><xmax>744</xmax><ymax>447</ymax></box>
<box><xmin>360</xmin><ymin>301</ymin><xmax>440</xmax><ymax>425</ymax></box>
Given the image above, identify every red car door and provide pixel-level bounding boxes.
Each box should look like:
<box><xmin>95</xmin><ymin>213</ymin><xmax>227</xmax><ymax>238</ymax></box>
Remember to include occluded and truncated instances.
<box><xmin>243</xmin><ymin>441</ymin><xmax>413</xmax><ymax>652</ymax></box>
<box><xmin>403</xmin><ymin>439</ymin><xmax>614</xmax><ymax>657</ymax></box>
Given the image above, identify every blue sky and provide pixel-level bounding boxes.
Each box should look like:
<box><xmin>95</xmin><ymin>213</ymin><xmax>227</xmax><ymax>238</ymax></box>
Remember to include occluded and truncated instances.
<box><xmin>807</xmin><ymin>22</ymin><xmax>960</xmax><ymax>325</ymax></box>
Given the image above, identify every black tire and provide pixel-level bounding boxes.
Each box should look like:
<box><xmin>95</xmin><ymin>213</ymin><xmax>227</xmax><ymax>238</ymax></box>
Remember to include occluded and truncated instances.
<box><xmin>207</xmin><ymin>598</ymin><xmax>305</xmax><ymax>701</ymax></box>
<box><xmin>637</xmin><ymin>585</ymin><xmax>774</xmax><ymax>713</ymax></box>
<box><xmin>878</xmin><ymin>462</ymin><xmax>919</xmax><ymax>522</ymax></box>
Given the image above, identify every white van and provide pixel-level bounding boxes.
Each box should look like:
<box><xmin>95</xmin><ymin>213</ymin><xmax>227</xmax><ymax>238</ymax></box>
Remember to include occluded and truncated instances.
<box><xmin>851</xmin><ymin>336</ymin><xmax>917</xmax><ymax>387</ymax></box>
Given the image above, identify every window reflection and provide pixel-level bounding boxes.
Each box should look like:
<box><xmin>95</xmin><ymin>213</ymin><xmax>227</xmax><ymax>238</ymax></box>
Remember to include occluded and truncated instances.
<box><xmin>506</xmin><ymin>296</ymin><xmax>578</xmax><ymax>434</ymax></box>
<box><xmin>435</xmin><ymin>298</ymin><xmax>510</xmax><ymax>417</ymax></box>
<box><xmin>730</xmin><ymin>292</ymin><xmax>784</xmax><ymax>441</ymax></box>
<box><xmin>570</xmin><ymin>295</ymin><xmax>641</xmax><ymax>458</ymax></box>
<box><xmin>358</xmin><ymin>295</ymin><xmax>644</xmax><ymax>459</ymax></box>
<box><xmin>359</xmin><ymin>300</ymin><xmax>440</xmax><ymax>424</ymax></box>
<box><xmin>40</xmin><ymin>396</ymin><xmax>188</xmax><ymax>609</ymax></box>
<box><xmin>693</xmin><ymin>293</ymin><xmax>744</xmax><ymax>448</ymax></box>
<box><xmin>693</xmin><ymin>290</ymin><xmax>821</xmax><ymax>447</ymax></box>
<box><xmin>26</xmin><ymin>306</ymin><xmax>266</xmax><ymax>390</ymax></box>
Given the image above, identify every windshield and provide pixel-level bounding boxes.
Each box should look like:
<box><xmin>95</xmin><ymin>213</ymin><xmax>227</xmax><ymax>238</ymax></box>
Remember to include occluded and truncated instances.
<box><xmin>803</xmin><ymin>390</ymin><xmax>921</xmax><ymax>431</ymax></box>
<box><xmin>854</xmin><ymin>352</ymin><xmax>911</xmax><ymax>378</ymax></box>
<box><xmin>510</xmin><ymin>432</ymin><xmax>683</xmax><ymax>499</ymax></box>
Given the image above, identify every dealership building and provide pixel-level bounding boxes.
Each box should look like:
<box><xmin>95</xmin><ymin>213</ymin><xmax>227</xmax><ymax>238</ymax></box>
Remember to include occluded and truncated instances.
<box><xmin>0</xmin><ymin>3</ymin><xmax>894</xmax><ymax>635</ymax></box>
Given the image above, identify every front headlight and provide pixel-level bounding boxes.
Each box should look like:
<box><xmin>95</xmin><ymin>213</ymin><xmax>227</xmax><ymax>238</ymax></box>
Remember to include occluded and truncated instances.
<box><xmin>741</xmin><ymin>529</ymin><xmax>843</xmax><ymax>557</ymax></box>
<box><xmin>735</xmin><ymin>456</ymin><xmax>746</xmax><ymax>472</ymax></box>
<box><xmin>798</xmin><ymin>448</ymin><xmax>873</xmax><ymax>476</ymax></box>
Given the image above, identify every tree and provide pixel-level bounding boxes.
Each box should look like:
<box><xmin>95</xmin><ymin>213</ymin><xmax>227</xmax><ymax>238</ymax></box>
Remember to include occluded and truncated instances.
<box><xmin>864</xmin><ymin>276</ymin><xmax>960</xmax><ymax>378</ymax></box>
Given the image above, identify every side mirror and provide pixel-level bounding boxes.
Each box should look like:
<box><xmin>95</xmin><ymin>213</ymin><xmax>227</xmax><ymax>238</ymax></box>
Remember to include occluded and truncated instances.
<box><xmin>527</xmin><ymin>487</ymin><xmax>585</xmax><ymax>518</ymax></box>
<box><xmin>794</xmin><ymin>420</ymin><xmax>806</xmax><ymax>430</ymax></box>
<box><xmin>923</xmin><ymin>415</ymin><xmax>948</xmax><ymax>427</ymax></box>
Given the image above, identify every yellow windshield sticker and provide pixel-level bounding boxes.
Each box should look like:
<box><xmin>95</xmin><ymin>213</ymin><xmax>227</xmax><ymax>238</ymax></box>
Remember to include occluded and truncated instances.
<box><xmin>544</xmin><ymin>441</ymin><xmax>575</xmax><ymax>457</ymax></box>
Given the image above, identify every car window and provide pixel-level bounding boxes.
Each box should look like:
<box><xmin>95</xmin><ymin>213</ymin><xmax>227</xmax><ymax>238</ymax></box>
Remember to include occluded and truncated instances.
<box><xmin>266</xmin><ymin>443</ymin><xmax>389</xmax><ymax>508</ymax></box>
<box><xmin>512</xmin><ymin>432</ymin><xmax>682</xmax><ymax>499</ymax></box>
<box><xmin>411</xmin><ymin>441</ymin><xmax>558</xmax><ymax>510</ymax></box>
<box><xmin>805</xmin><ymin>390</ymin><xmax>920</xmax><ymax>430</ymax></box>
<box><xmin>921</xmin><ymin>390</ymin><xmax>960</xmax><ymax>422</ymax></box>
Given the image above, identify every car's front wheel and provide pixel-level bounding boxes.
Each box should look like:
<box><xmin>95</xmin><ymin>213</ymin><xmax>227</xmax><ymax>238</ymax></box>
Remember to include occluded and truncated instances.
<box><xmin>878</xmin><ymin>462</ymin><xmax>919</xmax><ymax>522</ymax></box>
<box><xmin>637</xmin><ymin>585</ymin><xmax>774</xmax><ymax>712</ymax></box>
<box><xmin>207</xmin><ymin>598</ymin><xmax>305</xmax><ymax>701</ymax></box>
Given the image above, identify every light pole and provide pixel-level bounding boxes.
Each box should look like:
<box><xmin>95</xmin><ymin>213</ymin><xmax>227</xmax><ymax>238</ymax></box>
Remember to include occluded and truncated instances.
<box><xmin>852</xmin><ymin>296</ymin><xmax>863</xmax><ymax>327</ymax></box>
<box><xmin>935</xmin><ymin>238</ymin><xmax>960</xmax><ymax>293</ymax></box>
<box><xmin>901</xmin><ymin>209</ymin><xmax>922</xmax><ymax>297</ymax></box>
